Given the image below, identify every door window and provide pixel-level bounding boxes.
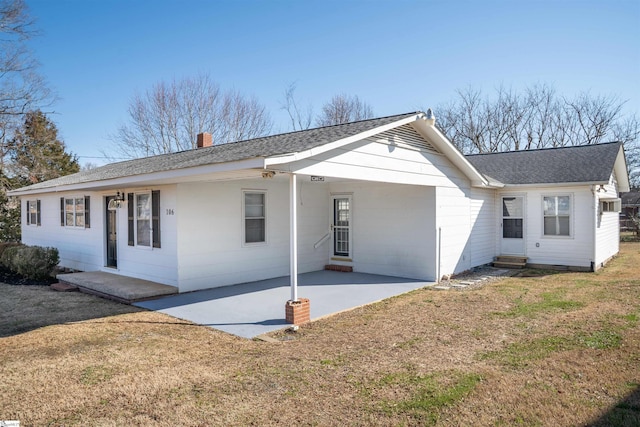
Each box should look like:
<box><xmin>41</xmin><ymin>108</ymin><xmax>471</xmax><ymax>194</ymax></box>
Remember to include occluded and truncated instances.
<box><xmin>502</xmin><ymin>197</ymin><xmax>523</xmax><ymax>239</ymax></box>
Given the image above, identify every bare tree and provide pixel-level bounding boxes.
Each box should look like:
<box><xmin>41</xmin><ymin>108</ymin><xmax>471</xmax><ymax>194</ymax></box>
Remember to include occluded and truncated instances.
<box><xmin>436</xmin><ymin>84</ymin><xmax>640</xmax><ymax>185</ymax></box>
<box><xmin>315</xmin><ymin>93</ymin><xmax>374</xmax><ymax>127</ymax></box>
<box><xmin>280</xmin><ymin>82</ymin><xmax>313</xmax><ymax>131</ymax></box>
<box><xmin>108</xmin><ymin>74</ymin><xmax>273</xmax><ymax>158</ymax></box>
<box><xmin>0</xmin><ymin>0</ymin><xmax>52</xmax><ymax>121</ymax></box>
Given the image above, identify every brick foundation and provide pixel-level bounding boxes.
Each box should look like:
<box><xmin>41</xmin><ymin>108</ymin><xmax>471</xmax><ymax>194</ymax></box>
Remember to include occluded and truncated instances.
<box><xmin>324</xmin><ymin>264</ymin><xmax>353</xmax><ymax>272</ymax></box>
<box><xmin>285</xmin><ymin>298</ymin><xmax>310</xmax><ymax>325</ymax></box>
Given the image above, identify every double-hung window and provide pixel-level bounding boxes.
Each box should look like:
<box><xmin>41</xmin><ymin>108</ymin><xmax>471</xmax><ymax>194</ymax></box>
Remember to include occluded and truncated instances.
<box><xmin>543</xmin><ymin>195</ymin><xmax>571</xmax><ymax>236</ymax></box>
<box><xmin>26</xmin><ymin>200</ymin><xmax>40</xmax><ymax>226</ymax></box>
<box><xmin>60</xmin><ymin>196</ymin><xmax>90</xmax><ymax>228</ymax></box>
<box><xmin>244</xmin><ymin>191</ymin><xmax>266</xmax><ymax>244</ymax></box>
<box><xmin>127</xmin><ymin>191</ymin><xmax>161</xmax><ymax>248</ymax></box>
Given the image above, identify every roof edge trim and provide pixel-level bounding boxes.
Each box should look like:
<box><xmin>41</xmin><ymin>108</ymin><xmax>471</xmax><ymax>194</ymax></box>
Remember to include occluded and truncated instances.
<box><xmin>8</xmin><ymin>157</ymin><xmax>266</xmax><ymax>196</ymax></box>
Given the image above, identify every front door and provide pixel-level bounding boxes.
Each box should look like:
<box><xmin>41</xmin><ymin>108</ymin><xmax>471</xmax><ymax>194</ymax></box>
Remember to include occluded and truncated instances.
<box><xmin>332</xmin><ymin>196</ymin><xmax>352</xmax><ymax>259</ymax></box>
<box><xmin>501</xmin><ymin>196</ymin><xmax>525</xmax><ymax>255</ymax></box>
<box><xmin>106</xmin><ymin>196</ymin><xmax>118</xmax><ymax>267</ymax></box>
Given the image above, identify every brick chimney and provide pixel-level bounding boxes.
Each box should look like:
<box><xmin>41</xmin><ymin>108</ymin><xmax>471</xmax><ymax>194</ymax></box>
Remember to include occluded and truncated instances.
<box><xmin>196</xmin><ymin>132</ymin><xmax>212</xmax><ymax>148</ymax></box>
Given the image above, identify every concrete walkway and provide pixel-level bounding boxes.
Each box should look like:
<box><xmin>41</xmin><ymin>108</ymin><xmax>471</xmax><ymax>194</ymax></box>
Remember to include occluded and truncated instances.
<box><xmin>135</xmin><ymin>271</ymin><xmax>434</xmax><ymax>339</ymax></box>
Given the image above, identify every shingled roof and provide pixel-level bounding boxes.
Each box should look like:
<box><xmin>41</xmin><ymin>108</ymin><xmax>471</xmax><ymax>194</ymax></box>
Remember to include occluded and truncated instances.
<box><xmin>11</xmin><ymin>112</ymin><xmax>420</xmax><ymax>192</ymax></box>
<box><xmin>466</xmin><ymin>142</ymin><xmax>624</xmax><ymax>185</ymax></box>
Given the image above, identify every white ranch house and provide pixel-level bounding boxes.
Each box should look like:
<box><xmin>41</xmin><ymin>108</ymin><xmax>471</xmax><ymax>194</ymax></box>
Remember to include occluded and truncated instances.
<box><xmin>10</xmin><ymin>111</ymin><xmax>630</xmax><ymax>294</ymax></box>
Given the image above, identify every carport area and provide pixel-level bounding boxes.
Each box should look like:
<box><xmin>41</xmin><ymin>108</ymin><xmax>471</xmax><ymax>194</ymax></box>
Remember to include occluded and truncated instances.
<box><xmin>135</xmin><ymin>270</ymin><xmax>434</xmax><ymax>339</ymax></box>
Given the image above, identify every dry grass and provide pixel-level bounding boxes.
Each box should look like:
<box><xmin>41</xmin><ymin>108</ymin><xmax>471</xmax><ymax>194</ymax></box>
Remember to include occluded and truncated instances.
<box><xmin>1</xmin><ymin>244</ymin><xmax>639</xmax><ymax>426</ymax></box>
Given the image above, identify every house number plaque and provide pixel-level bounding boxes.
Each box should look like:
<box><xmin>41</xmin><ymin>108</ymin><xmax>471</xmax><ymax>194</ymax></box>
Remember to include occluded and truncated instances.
<box><xmin>165</xmin><ymin>209</ymin><xmax>175</xmax><ymax>215</ymax></box>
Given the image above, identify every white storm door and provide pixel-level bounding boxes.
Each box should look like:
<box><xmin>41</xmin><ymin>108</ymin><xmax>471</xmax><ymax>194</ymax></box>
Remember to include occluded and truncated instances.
<box><xmin>331</xmin><ymin>196</ymin><xmax>352</xmax><ymax>259</ymax></box>
<box><xmin>501</xmin><ymin>196</ymin><xmax>525</xmax><ymax>255</ymax></box>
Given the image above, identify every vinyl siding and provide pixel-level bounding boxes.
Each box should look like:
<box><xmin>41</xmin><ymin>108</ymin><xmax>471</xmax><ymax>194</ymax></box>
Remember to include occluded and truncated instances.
<box><xmin>499</xmin><ymin>186</ymin><xmax>595</xmax><ymax>268</ymax></box>
<box><xmin>21</xmin><ymin>193</ymin><xmax>103</xmax><ymax>272</ymax></box>
<box><xmin>595</xmin><ymin>172</ymin><xmax>620</xmax><ymax>267</ymax></box>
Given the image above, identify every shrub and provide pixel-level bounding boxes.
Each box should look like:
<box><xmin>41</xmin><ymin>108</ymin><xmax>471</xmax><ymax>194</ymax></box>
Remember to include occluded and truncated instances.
<box><xmin>0</xmin><ymin>242</ymin><xmax>22</xmax><ymax>260</ymax></box>
<box><xmin>0</xmin><ymin>245</ymin><xmax>59</xmax><ymax>280</ymax></box>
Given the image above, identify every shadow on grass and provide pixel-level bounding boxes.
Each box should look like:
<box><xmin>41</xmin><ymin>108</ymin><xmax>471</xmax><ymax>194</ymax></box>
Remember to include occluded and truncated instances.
<box><xmin>587</xmin><ymin>385</ymin><xmax>640</xmax><ymax>426</ymax></box>
<box><xmin>0</xmin><ymin>282</ymin><xmax>144</xmax><ymax>338</ymax></box>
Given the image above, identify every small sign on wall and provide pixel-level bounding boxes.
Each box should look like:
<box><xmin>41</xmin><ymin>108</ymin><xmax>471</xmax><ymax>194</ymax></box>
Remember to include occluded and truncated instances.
<box><xmin>310</xmin><ymin>176</ymin><xmax>325</xmax><ymax>182</ymax></box>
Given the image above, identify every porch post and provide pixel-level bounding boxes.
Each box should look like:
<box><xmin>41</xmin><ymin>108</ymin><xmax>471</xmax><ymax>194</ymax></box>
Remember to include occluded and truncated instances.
<box><xmin>290</xmin><ymin>173</ymin><xmax>298</xmax><ymax>301</ymax></box>
<box><xmin>285</xmin><ymin>172</ymin><xmax>311</xmax><ymax>325</ymax></box>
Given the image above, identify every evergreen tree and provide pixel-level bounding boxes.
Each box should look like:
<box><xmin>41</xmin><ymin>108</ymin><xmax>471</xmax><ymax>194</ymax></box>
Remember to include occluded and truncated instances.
<box><xmin>0</xmin><ymin>111</ymin><xmax>79</xmax><ymax>241</ymax></box>
<box><xmin>8</xmin><ymin>111</ymin><xmax>79</xmax><ymax>186</ymax></box>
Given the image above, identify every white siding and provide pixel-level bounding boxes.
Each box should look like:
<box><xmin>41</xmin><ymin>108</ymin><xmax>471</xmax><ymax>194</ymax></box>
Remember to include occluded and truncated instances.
<box><xmin>595</xmin><ymin>173</ymin><xmax>620</xmax><ymax>268</ymax></box>
<box><xmin>116</xmin><ymin>185</ymin><xmax>178</xmax><ymax>286</ymax></box>
<box><xmin>328</xmin><ymin>181</ymin><xmax>436</xmax><ymax>280</ymax></box>
<box><xmin>175</xmin><ymin>177</ymin><xmax>329</xmax><ymax>292</ymax></box>
<box><xmin>433</xmin><ymin>169</ymin><xmax>496</xmax><ymax>278</ymax></box>
<box><xmin>21</xmin><ymin>185</ymin><xmax>179</xmax><ymax>287</ymax></box>
<box><xmin>499</xmin><ymin>186</ymin><xmax>595</xmax><ymax>268</ymax></box>
<box><xmin>283</xmin><ymin>133</ymin><xmax>469</xmax><ymax>189</ymax></box>
<box><xmin>469</xmin><ymin>188</ymin><xmax>496</xmax><ymax>268</ymax></box>
<box><xmin>21</xmin><ymin>193</ymin><xmax>103</xmax><ymax>272</ymax></box>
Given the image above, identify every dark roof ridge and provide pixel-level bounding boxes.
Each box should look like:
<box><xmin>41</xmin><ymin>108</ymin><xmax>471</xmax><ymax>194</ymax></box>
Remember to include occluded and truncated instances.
<box><xmin>98</xmin><ymin>111</ymin><xmax>422</xmax><ymax>168</ymax></box>
<box><xmin>71</xmin><ymin>112</ymin><xmax>422</xmax><ymax>174</ymax></box>
<box><xmin>213</xmin><ymin>110</ymin><xmax>423</xmax><ymax>148</ymax></box>
<box><xmin>466</xmin><ymin>141</ymin><xmax>622</xmax><ymax>157</ymax></box>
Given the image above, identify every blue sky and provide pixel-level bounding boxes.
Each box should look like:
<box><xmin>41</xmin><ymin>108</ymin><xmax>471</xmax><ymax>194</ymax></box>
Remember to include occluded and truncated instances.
<box><xmin>27</xmin><ymin>0</ymin><xmax>640</xmax><ymax>165</ymax></box>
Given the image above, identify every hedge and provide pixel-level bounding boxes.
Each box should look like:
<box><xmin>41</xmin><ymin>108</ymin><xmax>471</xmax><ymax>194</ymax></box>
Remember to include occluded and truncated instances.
<box><xmin>0</xmin><ymin>244</ymin><xmax>60</xmax><ymax>280</ymax></box>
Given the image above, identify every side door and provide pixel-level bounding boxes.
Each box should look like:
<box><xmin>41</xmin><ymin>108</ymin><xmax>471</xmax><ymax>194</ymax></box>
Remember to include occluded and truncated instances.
<box><xmin>501</xmin><ymin>195</ymin><xmax>525</xmax><ymax>255</ymax></box>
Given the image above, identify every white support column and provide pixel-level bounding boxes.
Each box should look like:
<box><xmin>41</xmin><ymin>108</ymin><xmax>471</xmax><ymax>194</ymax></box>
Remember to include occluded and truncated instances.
<box><xmin>289</xmin><ymin>173</ymin><xmax>298</xmax><ymax>301</ymax></box>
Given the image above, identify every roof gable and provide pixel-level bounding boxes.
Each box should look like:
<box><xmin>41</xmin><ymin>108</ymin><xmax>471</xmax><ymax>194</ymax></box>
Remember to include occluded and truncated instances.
<box><xmin>466</xmin><ymin>142</ymin><xmax>627</xmax><ymax>188</ymax></box>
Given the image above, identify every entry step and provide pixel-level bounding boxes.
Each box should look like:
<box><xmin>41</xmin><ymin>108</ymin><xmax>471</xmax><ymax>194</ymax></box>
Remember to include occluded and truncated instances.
<box><xmin>324</xmin><ymin>264</ymin><xmax>353</xmax><ymax>272</ymax></box>
<box><xmin>493</xmin><ymin>255</ymin><xmax>527</xmax><ymax>269</ymax></box>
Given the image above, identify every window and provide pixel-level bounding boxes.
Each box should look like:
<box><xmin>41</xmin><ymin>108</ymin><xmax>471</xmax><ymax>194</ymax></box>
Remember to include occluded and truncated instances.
<box><xmin>244</xmin><ymin>191</ymin><xmax>265</xmax><ymax>244</ymax></box>
<box><xmin>502</xmin><ymin>197</ymin><xmax>523</xmax><ymax>238</ymax></box>
<box><xmin>136</xmin><ymin>193</ymin><xmax>151</xmax><ymax>246</ymax></box>
<box><xmin>543</xmin><ymin>195</ymin><xmax>571</xmax><ymax>236</ymax></box>
<box><xmin>60</xmin><ymin>196</ymin><xmax>90</xmax><ymax>228</ymax></box>
<box><xmin>127</xmin><ymin>191</ymin><xmax>160</xmax><ymax>248</ymax></box>
<box><xmin>600</xmin><ymin>199</ymin><xmax>621</xmax><ymax>213</ymax></box>
<box><xmin>26</xmin><ymin>200</ymin><xmax>40</xmax><ymax>226</ymax></box>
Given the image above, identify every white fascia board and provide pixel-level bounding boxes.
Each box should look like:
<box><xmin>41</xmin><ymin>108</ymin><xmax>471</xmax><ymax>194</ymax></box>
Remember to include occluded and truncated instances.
<box><xmin>264</xmin><ymin>114</ymin><xmax>424</xmax><ymax>167</ymax></box>
<box><xmin>498</xmin><ymin>181</ymin><xmax>609</xmax><ymax>189</ymax></box>
<box><xmin>412</xmin><ymin>119</ymin><xmax>491</xmax><ymax>187</ymax></box>
<box><xmin>8</xmin><ymin>157</ymin><xmax>266</xmax><ymax>196</ymax></box>
<box><xmin>615</xmin><ymin>146</ymin><xmax>631</xmax><ymax>192</ymax></box>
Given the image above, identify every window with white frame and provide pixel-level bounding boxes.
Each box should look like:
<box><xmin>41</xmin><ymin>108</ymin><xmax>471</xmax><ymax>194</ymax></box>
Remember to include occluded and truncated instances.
<box><xmin>244</xmin><ymin>191</ymin><xmax>266</xmax><ymax>244</ymax></box>
<box><xmin>136</xmin><ymin>192</ymin><xmax>151</xmax><ymax>247</ymax></box>
<box><xmin>600</xmin><ymin>199</ymin><xmax>622</xmax><ymax>213</ymax></box>
<box><xmin>61</xmin><ymin>196</ymin><xmax>89</xmax><ymax>228</ymax></box>
<box><xmin>127</xmin><ymin>191</ymin><xmax>160</xmax><ymax>248</ymax></box>
<box><xmin>543</xmin><ymin>195</ymin><xmax>571</xmax><ymax>236</ymax></box>
<box><xmin>27</xmin><ymin>200</ymin><xmax>40</xmax><ymax>226</ymax></box>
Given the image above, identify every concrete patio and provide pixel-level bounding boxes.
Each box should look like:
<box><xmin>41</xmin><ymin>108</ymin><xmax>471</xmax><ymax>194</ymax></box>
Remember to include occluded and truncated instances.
<box><xmin>135</xmin><ymin>271</ymin><xmax>435</xmax><ymax>339</ymax></box>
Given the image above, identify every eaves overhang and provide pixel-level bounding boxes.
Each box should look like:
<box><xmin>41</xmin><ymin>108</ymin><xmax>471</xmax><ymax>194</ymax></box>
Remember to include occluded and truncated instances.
<box><xmin>8</xmin><ymin>157</ymin><xmax>266</xmax><ymax>196</ymax></box>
